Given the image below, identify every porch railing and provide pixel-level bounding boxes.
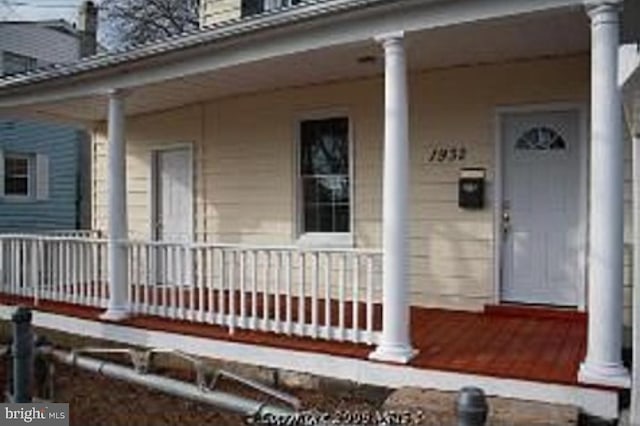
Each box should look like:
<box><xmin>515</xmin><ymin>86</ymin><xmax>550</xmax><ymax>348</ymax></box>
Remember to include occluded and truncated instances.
<box><xmin>0</xmin><ymin>234</ymin><xmax>109</xmax><ymax>308</ymax></box>
<box><xmin>0</xmin><ymin>235</ymin><xmax>383</xmax><ymax>345</ymax></box>
<box><xmin>125</xmin><ymin>240</ymin><xmax>382</xmax><ymax>344</ymax></box>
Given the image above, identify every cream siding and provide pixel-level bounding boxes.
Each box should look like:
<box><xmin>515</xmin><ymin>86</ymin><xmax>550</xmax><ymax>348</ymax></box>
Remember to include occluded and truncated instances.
<box><xmin>200</xmin><ymin>0</ymin><xmax>242</xmax><ymax>28</ymax></box>
<box><xmin>93</xmin><ymin>54</ymin><xmax>616</xmax><ymax>317</ymax></box>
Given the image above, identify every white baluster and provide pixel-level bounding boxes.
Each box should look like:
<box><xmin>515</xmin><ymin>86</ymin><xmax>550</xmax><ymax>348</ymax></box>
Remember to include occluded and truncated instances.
<box><xmin>207</xmin><ymin>247</ymin><xmax>214</xmax><ymax>323</ymax></box>
<box><xmin>366</xmin><ymin>255</ymin><xmax>374</xmax><ymax>344</ymax></box>
<box><xmin>162</xmin><ymin>246</ymin><xmax>169</xmax><ymax>317</ymax></box>
<box><xmin>274</xmin><ymin>251</ymin><xmax>280</xmax><ymax>333</ymax></box>
<box><xmin>251</xmin><ymin>250</ymin><xmax>257</xmax><ymax>330</ymax></box>
<box><xmin>311</xmin><ymin>252</ymin><xmax>319</xmax><ymax>338</ymax></box>
<box><xmin>324</xmin><ymin>253</ymin><xmax>331</xmax><ymax>339</ymax></box>
<box><xmin>285</xmin><ymin>251</ymin><xmax>292</xmax><ymax>335</ymax></box>
<box><xmin>298</xmin><ymin>252</ymin><xmax>305</xmax><ymax>335</ymax></box>
<box><xmin>216</xmin><ymin>249</ymin><xmax>224</xmax><ymax>325</ymax></box>
<box><xmin>239</xmin><ymin>250</ymin><xmax>246</xmax><ymax>328</ymax></box>
<box><xmin>228</xmin><ymin>250</ymin><xmax>235</xmax><ymax>333</ymax></box>
<box><xmin>262</xmin><ymin>251</ymin><xmax>269</xmax><ymax>331</ymax></box>
<box><xmin>198</xmin><ymin>247</ymin><xmax>205</xmax><ymax>322</ymax></box>
<box><xmin>188</xmin><ymin>246</ymin><xmax>195</xmax><ymax>321</ymax></box>
<box><xmin>339</xmin><ymin>253</ymin><xmax>346</xmax><ymax>341</ymax></box>
<box><xmin>178</xmin><ymin>245</ymin><xmax>186</xmax><ymax>320</ymax></box>
<box><xmin>352</xmin><ymin>255</ymin><xmax>360</xmax><ymax>343</ymax></box>
<box><xmin>31</xmin><ymin>240</ymin><xmax>39</xmax><ymax>306</ymax></box>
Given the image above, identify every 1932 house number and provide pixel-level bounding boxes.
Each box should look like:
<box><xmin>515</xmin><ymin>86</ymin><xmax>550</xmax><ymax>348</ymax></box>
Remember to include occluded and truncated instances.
<box><xmin>425</xmin><ymin>145</ymin><xmax>467</xmax><ymax>163</ymax></box>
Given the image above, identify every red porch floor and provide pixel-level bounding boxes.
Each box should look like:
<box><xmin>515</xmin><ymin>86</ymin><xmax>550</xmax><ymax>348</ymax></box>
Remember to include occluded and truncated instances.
<box><xmin>0</xmin><ymin>294</ymin><xmax>587</xmax><ymax>387</ymax></box>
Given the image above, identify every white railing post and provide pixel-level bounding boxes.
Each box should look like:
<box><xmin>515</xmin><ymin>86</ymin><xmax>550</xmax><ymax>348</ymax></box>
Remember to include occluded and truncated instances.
<box><xmin>30</xmin><ymin>239</ymin><xmax>39</xmax><ymax>305</ymax></box>
<box><xmin>101</xmin><ymin>88</ymin><xmax>130</xmax><ymax>321</ymax></box>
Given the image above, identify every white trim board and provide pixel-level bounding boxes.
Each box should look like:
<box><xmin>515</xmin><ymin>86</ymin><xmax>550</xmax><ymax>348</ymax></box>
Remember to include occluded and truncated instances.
<box><xmin>0</xmin><ymin>305</ymin><xmax>618</xmax><ymax>420</ymax></box>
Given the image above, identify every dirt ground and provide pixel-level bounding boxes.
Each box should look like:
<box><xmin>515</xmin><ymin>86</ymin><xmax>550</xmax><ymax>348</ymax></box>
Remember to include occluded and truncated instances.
<box><xmin>0</xmin><ymin>356</ymin><xmax>389</xmax><ymax>426</ymax></box>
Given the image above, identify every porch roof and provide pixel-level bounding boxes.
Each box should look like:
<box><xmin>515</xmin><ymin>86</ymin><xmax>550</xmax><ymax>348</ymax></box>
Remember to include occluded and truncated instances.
<box><xmin>0</xmin><ymin>0</ymin><xmax>588</xmax><ymax>124</ymax></box>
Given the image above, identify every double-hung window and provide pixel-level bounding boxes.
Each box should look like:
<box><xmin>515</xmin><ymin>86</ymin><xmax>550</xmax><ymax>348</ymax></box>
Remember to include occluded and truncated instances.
<box><xmin>0</xmin><ymin>152</ymin><xmax>49</xmax><ymax>201</ymax></box>
<box><xmin>4</xmin><ymin>154</ymin><xmax>31</xmax><ymax>197</ymax></box>
<box><xmin>298</xmin><ymin>116</ymin><xmax>351</xmax><ymax>246</ymax></box>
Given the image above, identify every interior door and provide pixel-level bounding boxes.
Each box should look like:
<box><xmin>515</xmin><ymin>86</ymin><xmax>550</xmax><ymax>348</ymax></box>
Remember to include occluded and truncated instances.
<box><xmin>501</xmin><ymin>109</ymin><xmax>582</xmax><ymax>306</ymax></box>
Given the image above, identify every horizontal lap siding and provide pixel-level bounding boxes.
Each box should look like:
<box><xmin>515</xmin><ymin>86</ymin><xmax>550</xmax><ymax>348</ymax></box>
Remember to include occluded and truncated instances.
<box><xmin>93</xmin><ymin>54</ymin><xmax>598</xmax><ymax>314</ymax></box>
<box><xmin>409</xmin><ymin>54</ymin><xmax>589</xmax><ymax>310</ymax></box>
<box><xmin>0</xmin><ymin>120</ymin><xmax>81</xmax><ymax>231</ymax></box>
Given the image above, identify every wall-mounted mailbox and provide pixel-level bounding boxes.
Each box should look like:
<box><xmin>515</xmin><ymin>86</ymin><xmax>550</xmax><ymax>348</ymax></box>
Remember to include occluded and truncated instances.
<box><xmin>458</xmin><ymin>168</ymin><xmax>486</xmax><ymax>210</ymax></box>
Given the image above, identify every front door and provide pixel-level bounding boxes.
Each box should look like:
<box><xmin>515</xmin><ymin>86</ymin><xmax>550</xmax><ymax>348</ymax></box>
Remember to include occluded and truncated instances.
<box><xmin>152</xmin><ymin>147</ymin><xmax>193</xmax><ymax>286</ymax></box>
<box><xmin>152</xmin><ymin>147</ymin><xmax>193</xmax><ymax>243</ymax></box>
<box><xmin>501</xmin><ymin>109</ymin><xmax>582</xmax><ymax>306</ymax></box>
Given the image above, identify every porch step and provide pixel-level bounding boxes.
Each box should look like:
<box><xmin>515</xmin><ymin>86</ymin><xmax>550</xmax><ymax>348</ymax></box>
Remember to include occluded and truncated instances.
<box><xmin>484</xmin><ymin>304</ymin><xmax>586</xmax><ymax>322</ymax></box>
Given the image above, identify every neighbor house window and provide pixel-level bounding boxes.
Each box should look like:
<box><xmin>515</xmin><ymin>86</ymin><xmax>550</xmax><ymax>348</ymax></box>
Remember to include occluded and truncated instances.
<box><xmin>2</xmin><ymin>52</ymin><xmax>38</xmax><ymax>76</ymax></box>
<box><xmin>241</xmin><ymin>0</ymin><xmax>303</xmax><ymax>17</ymax></box>
<box><xmin>299</xmin><ymin>116</ymin><xmax>350</xmax><ymax>236</ymax></box>
<box><xmin>4</xmin><ymin>154</ymin><xmax>31</xmax><ymax>197</ymax></box>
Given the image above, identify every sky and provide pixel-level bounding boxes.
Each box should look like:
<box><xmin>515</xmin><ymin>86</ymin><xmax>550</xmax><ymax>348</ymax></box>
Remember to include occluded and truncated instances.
<box><xmin>0</xmin><ymin>0</ymin><xmax>89</xmax><ymax>23</ymax></box>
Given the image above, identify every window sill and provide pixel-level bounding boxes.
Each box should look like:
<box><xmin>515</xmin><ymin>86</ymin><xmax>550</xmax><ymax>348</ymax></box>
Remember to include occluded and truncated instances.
<box><xmin>296</xmin><ymin>233</ymin><xmax>354</xmax><ymax>249</ymax></box>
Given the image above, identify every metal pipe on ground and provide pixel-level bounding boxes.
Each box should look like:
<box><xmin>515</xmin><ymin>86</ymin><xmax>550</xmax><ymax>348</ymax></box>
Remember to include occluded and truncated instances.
<box><xmin>42</xmin><ymin>347</ymin><xmax>295</xmax><ymax>419</ymax></box>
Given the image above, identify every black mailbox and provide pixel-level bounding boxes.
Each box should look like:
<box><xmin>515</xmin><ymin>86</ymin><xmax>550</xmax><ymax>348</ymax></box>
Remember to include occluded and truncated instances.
<box><xmin>458</xmin><ymin>168</ymin><xmax>485</xmax><ymax>210</ymax></box>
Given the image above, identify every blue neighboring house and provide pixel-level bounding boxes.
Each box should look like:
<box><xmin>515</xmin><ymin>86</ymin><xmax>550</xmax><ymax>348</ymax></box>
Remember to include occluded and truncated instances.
<box><xmin>0</xmin><ymin>7</ymin><xmax>97</xmax><ymax>233</ymax></box>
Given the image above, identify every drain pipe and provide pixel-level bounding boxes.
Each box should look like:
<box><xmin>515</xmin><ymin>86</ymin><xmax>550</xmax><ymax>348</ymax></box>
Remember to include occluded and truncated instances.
<box><xmin>41</xmin><ymin>347</ymin><xmax>294</xmax><ymax>419</ymax></box>
<box><xmin>12</xmin><ymin>307</ymin><xmax>33</xmax><ymax>403</ymax></box>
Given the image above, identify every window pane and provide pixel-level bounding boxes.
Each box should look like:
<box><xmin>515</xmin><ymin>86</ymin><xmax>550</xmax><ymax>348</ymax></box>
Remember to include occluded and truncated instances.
<box><xmin>5</xmin><ymin>177</ymin><xmax>28</xmax><ymax>196</ymax></box>
<box><xmin>241</xmin><ymin>0</ymin><xmax>263</xmax><ymax>17</ymax></box>
<box><xmin>332</xmin><ymin>176</ymin><xmax>349</xmax><ymax>203</ymax></box>
<box><xmin>316</xmin><ymin>177</ymin><xmax>336</xmax><ymax>203</ymax></box>
<box><xmin>304</xmin><ymin>204</ymin><xmax>319</xmax><ymax>233</ymax></box>
<box><xmin>6</xmin><ymin>157</ymin><xmax>28</xmax><ymax>176</ymax></box>
<box><xmin>303</xmin><ymin>177</ymin><xmax>317</xmax><ymax>203</ymax></box>
<box><xmin>300</xmin><ymin>117</ymin><xmax>348</xmax><ymax>175</ymax></box>
<box><xmin>317</xmin><ymin>204</ymin><xmax>333</xmax><ymax>233</ymax></box>
<box><xmin>334</xmin><ymin>204</ymin><xmax>350</xmax><ymax>233</ymax></box>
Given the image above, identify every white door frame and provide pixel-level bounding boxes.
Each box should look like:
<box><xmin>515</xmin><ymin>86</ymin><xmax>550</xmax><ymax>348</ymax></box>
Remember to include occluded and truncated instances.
<box><xmin>493</xmin><ymin>102</ymin><xmax>588</xmax><ymax>310</ymax></box>
<box><xmin>149</xmin><ymin>143</ymin><xmax>195</xmax><ymax>242</ymax></box>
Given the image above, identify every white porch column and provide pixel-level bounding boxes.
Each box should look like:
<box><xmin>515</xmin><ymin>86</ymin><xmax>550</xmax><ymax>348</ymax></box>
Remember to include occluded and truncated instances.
<box><xmin>579</xmin><ymin>0</ymin><xmax>630</xmax><ymax>387</ymax></box>
<box><xmin>369</xmin><ymin>31</ymin><xmax>416</xmax><ymax>364</ymax></box>
<box><xmin>101</xmin><ymin>89</ymin><xmax>130</xmax><ymax>321</ymax></box>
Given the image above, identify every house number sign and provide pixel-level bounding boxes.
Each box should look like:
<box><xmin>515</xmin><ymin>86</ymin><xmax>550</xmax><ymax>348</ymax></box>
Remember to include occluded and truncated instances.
<box><xmin>425</xmin><ymin>145</ymin><xmax>467</xmax><ymax>163</ymax></box>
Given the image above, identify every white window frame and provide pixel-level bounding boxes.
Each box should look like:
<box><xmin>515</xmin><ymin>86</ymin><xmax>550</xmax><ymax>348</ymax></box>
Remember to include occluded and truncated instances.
<box><xmin>3</xmin><ymin>153</ymin><xmax>33</xmax><ymax>201</ymax></box>
<box><xmin>294</xmin><ymin>109</ymin><xmax>355</xmax><ymax>248</ymax></box>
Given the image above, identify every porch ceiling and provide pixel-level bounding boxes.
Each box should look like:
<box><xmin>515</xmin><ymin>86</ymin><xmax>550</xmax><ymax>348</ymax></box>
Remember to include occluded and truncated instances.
<box><xmin>2</xmin><ymin>7</ymin><xmax>588</xmax><ymax>124</ymax></box>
